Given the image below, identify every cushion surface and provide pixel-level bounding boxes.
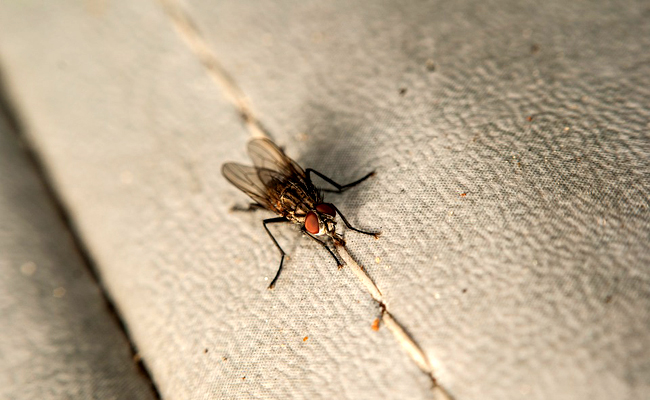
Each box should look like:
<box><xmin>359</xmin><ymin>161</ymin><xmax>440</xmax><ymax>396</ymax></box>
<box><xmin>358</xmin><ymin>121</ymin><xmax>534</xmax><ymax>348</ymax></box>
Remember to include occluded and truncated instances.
<box><xmin>0</xmin><ymin>0</ymin><xmax>648</xmax><ymax>399</ymax></box>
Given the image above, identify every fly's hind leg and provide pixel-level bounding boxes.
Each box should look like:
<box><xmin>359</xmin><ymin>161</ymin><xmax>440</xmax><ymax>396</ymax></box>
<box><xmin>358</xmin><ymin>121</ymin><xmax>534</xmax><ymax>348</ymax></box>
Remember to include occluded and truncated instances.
<box><xmin>305</xmin><ymin>168</ymin><xmax>375</xmax><ymax>193</ymax></box>
<box><xmin>231</xmin><ymin>203</ymin><xmax>265</xmax><ymax>212</ymax></box>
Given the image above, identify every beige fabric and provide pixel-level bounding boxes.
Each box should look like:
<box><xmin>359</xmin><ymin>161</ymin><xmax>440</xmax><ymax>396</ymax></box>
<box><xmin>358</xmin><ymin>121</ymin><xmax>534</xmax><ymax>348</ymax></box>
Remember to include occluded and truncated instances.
<box><xmin>1</xmin><ymin>0</ymin><xmax>648</xmax><ymax>399</ymax></box>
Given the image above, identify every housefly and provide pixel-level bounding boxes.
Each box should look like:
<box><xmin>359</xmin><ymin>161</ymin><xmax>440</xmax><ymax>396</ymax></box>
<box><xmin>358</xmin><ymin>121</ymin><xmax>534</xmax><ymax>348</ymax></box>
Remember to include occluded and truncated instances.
<box><xmin>222</xmin><ymin>138</ymin><xmax>379</xmax><ymax>289</ymax></box>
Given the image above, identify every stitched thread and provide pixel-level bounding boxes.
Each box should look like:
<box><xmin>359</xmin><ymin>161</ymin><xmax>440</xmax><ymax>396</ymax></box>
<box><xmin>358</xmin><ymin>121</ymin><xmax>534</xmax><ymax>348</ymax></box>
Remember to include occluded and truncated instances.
<box><xmin>337</xmin><ymin>245</ymin><xmax>452</xmax><ymax>400</ymax></box>
<box><xmin>157</xmin><ymin>0</ymin><xmax>268</xmax><ymax>139</ymax></box>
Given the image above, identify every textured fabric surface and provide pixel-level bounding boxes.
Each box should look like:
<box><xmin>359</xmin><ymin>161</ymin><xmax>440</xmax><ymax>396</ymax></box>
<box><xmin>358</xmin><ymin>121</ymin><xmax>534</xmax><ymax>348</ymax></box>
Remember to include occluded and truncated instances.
<box><xmin>0</xmin><ymin>115</ymin><xmax>156</xmax><ymax>399</ymax></box>
<box><xmin>1</xmin><ymin>0</ymin><xmax>649</xmax><ymax>399</ymax></box>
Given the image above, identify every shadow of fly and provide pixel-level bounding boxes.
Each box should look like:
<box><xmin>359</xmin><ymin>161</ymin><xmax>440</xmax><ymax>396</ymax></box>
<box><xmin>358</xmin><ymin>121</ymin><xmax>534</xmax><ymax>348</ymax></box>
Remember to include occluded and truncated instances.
<box><xmin>222</xmin><ymin>138</ymin><xmax>379</xmax><ymax>289</ymax></box>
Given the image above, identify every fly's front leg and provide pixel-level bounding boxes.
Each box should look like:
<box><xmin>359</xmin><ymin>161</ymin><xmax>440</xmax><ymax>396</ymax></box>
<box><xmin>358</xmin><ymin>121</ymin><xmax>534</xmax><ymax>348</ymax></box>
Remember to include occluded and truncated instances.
<box><xmin>331</xmin><ymin>204</ymin><xmax>381</xmax><ymax>238</ymax></box>
<box><xmin>306</xmin><ymin>168</ymin><xmax>375</xmax><ymax>193</ymax></box>
<box><xmin>303</xmin><ymin>229</ymin><xmax>344</xmax><ymax>269</ymax></box>
<box><xmin>263</xmin><ymin>217</ymin><xmax>289</xmax><ymax>289</ymax></box>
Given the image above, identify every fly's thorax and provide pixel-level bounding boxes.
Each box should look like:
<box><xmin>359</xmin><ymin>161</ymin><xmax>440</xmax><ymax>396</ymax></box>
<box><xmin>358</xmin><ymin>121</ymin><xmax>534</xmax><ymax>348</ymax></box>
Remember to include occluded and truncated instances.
<box><xmin>279</xmin><ymin>181</ymin><xmax>319</xmax><ymax>217</ymax></box>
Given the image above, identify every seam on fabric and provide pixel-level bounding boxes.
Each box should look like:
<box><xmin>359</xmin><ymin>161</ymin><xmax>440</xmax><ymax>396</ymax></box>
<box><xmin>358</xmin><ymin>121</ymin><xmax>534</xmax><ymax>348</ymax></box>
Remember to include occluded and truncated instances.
<box><xmin>157</xmin><ymin>2</ymin><xmax>453</xmax><ymax>398</ymax></box>
<box><xmin>337</xmin><ymin>245</ymin><xmax>453</xmax><ymax>400</ymax></box>
<box><xmin>157</xmin><ymin>0</ymin><xmax>269</xmax><ymax>140</ymax></box>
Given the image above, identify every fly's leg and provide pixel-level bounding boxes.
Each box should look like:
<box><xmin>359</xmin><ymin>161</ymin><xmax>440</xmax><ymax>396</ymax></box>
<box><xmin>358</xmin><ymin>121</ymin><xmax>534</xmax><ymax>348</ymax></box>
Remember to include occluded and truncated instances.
<box><xmin>306</xmin><ymin>168</ymin><xmax>375</xmax><ymax>193</ymax></box>
<box><xmin>231</xmin><ymin>203</ymin><xmax>265</xmax><ymax>212</ymax></box>
<box><xmin>303</xmin><ymin>230</ymin><xmax>344</xmax><ymax>268</ymax></box>
<box><xmin>331</xmin><ymin>204</ymin><xmax>381</xmax><ymax>238</ymax></box>
<box><xmin>263</xmin><ymin>217</ymin><xmax>289</xmax><ymax>289</ymax></box>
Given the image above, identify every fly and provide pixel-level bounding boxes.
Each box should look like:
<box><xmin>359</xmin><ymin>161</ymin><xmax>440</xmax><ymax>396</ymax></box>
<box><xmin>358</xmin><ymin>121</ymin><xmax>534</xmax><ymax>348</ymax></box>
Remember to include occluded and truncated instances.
<box><xmin>222</xmin><ymin>138</ymin><xmax>379</xmax><ymax>289</ymax></box>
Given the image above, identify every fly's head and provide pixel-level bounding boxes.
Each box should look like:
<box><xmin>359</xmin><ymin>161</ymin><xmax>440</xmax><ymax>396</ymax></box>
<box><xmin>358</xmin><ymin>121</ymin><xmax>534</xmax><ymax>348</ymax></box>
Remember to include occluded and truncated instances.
<box><xmin>304</xmin><ymin>203</ymin><xmax>343</xmax><ymax>243</ymax></box>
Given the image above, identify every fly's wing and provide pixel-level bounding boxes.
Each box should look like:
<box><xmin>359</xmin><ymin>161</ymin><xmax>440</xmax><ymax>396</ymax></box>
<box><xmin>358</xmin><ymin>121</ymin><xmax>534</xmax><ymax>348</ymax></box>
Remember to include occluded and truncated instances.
<box><xmin>247</xmin><ymin>138</ymin><xmax>306</xmax><ymax>178</ymax></box>
<box><xmin>222</xmin><ymin>163</ymin><xmax>281</xmax><ymax>212</ymax></box>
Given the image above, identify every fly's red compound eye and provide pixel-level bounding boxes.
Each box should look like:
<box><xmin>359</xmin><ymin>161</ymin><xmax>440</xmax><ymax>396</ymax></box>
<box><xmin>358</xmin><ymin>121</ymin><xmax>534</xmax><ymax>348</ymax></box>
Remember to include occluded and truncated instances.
<box><xmin>305</xmin><ymin>212</ymin><xmax>320</xmax><ymax>234</ymax></box>
<box><xmin>316</xmin><ymin>203</ymin><xmax>336</xmax><ymax>217</ymax></box>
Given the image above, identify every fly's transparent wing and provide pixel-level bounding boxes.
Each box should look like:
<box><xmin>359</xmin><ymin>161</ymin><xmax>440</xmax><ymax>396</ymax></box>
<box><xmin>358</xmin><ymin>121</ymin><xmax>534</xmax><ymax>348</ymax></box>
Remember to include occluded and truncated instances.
<box><xmin>222</xmin><ymin>163</ymin><xmax>279</xmax><ymax>210</ymax></box>
<box><xmin>247</xmin><ymin>138</ymin><xmax>305</xmax><ymax>177</ymax></box>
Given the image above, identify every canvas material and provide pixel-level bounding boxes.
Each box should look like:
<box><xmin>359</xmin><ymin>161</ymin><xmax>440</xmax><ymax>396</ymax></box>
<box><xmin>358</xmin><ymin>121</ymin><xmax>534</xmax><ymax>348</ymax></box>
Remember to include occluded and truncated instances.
<box><xmin>0</xmin><ymin>0</ymin><xmax>648</xmax><ymax>399</ymax></box>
